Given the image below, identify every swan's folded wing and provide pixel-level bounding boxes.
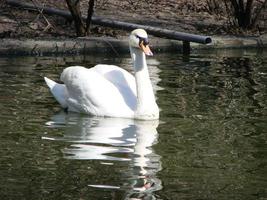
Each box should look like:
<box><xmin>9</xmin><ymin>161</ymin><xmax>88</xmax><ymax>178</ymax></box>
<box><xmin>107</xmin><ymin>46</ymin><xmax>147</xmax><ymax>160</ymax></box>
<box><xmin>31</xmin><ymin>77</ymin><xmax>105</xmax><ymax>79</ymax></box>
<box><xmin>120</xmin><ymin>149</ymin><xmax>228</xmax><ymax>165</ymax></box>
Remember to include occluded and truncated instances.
<box><xmin>60</xmin><ymin>66</ymin><xmax>136</xmax><ymax>117</ymax></box>
<box><xmin>44</xmin><ymin>77</ymin><xmax>68</xmax><ymax>108</ymax></box>
<box><xmin>93</xmin><ymin>64</ymin><xmax>136</xmax><ymax>95</ymax></box>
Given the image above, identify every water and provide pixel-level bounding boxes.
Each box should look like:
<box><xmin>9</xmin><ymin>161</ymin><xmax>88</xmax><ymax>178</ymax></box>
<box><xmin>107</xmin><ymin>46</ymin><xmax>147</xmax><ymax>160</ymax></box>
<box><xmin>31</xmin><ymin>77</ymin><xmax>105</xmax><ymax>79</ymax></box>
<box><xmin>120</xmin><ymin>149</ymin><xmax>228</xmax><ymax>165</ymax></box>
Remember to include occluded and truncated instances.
<box><xmin>0</xmin><ymin>49</ymin><xmax>267</xmax><ymax>200</ymax></box>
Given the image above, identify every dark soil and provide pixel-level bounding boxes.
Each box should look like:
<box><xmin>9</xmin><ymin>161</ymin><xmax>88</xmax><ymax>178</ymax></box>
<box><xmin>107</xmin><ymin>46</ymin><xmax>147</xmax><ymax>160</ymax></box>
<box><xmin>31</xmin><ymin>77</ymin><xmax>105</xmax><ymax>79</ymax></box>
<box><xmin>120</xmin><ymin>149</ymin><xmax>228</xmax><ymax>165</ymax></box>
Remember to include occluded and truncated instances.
<box><xmin>0</xmin><ymin>0</ymin><xmax>266</xmax><ymax>39</ymax></box>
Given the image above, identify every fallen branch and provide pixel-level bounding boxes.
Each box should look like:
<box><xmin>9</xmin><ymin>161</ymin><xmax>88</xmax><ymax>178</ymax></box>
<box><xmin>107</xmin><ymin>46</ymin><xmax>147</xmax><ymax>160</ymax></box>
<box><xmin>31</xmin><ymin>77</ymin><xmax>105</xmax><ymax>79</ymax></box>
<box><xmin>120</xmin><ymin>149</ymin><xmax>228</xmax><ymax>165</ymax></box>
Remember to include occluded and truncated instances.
<box><xmin>30</xmin><ymin>0</ymin><xmax>53</xmax><ymax>32</ymax></box>
<box><xmin>6</xmin><ymin>0</ymin><xmax>212</xmax><ymax>44</ymax></box>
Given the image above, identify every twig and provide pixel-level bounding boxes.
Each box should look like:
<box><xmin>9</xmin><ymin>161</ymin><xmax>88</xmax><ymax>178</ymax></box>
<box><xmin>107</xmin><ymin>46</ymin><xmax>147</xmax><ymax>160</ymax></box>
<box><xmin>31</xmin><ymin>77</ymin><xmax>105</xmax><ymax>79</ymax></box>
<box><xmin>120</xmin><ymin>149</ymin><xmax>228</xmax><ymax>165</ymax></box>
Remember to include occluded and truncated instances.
<box><xmin>8</xmin><ymin>9</ymin><xmax>23</xmax><ymax>34</ymax></box>
<box><xmin>30</xmin><ymin>0</ymin><xmax>53</xmax><ymax>31</ymax></box>
<box><xmin>6</xmin><ymin>0</ymin><xmax>211</xmax><ymax>44</ymax></box>
<box><xmin>251</xmin><ymin>0</ymin><xmax>267</xmax><ymax>28</ymax></box>
<box><xmin>223</xmin><ymin>0</ymin><xmax>234</xmax><ymax>26</ymax></box>
<box><xmin>97</xmin><ymin>0</ymin><xmax>108</xmax><ymax>8</ymax></box>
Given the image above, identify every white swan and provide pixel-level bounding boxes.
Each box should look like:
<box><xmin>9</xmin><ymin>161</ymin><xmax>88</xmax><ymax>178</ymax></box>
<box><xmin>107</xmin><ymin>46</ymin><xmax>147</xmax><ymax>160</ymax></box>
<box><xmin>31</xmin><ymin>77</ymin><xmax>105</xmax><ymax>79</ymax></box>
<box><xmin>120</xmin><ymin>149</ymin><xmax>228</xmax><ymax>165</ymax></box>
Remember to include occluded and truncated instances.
<box><xmin>44</xmin><ymin>29</ymin><xmax>159</xmax><ymax>120</ymax></box>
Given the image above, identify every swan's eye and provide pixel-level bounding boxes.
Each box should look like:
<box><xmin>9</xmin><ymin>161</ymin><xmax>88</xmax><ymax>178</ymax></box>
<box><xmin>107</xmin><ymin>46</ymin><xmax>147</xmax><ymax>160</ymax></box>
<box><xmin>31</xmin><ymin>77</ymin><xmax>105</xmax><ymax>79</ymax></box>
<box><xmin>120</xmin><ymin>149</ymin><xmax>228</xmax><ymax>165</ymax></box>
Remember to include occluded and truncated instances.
<box><xmin>138</xmin><ymin>36</ymin><xmax>149</xmax><ymax>46</ymax></box>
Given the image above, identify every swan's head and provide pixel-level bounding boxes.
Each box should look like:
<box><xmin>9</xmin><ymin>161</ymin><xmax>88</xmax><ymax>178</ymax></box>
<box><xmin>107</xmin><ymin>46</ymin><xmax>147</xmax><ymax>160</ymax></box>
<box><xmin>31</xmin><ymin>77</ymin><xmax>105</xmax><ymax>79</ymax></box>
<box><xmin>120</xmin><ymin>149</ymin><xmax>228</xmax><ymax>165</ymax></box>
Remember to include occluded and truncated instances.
<box><xmin>129</xmin><ymin>29</ymin><xmax>153</xmax><ymax>56</ymax></box>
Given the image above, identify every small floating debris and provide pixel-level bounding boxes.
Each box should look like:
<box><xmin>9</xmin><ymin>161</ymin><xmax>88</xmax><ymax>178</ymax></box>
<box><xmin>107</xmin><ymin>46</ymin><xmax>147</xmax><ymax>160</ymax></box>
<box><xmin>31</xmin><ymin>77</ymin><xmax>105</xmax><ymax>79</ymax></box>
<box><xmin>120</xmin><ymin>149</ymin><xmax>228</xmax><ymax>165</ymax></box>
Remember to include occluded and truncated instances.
<box><xmin>88</xmin><ymin>184</ymin><xmax>120</xmax><ymax>190</ymax></box>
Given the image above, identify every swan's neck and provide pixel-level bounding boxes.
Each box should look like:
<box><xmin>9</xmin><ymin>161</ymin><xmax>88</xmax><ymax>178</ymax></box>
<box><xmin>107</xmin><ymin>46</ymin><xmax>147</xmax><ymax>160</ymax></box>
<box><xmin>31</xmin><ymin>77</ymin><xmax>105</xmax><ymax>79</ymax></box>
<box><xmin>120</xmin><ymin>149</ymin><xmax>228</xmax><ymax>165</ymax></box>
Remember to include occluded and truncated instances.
<box><xmin>130</xmin><ymin>46</ymin><xmax>159</xmax><ymax>119</ymax></box>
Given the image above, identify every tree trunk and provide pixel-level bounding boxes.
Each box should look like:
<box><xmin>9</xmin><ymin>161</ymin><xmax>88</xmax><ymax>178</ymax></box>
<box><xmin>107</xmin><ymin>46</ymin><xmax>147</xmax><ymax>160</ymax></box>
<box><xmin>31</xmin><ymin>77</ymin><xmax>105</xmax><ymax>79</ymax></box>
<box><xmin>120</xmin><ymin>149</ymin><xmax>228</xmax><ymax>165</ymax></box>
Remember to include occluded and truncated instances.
<box><xmin>85</xmin><ymin>0</ymin><xmax>95</xmax><ymax>35</ymax></box>
<box><xmin>65</xmin><ymin>0</ymin><xmax>85</xmax><ymax>36</ymax></box>
<box><xmin>229</xmin><ymin>0</ymin><xmax>254</xmax><ymax>29</ymax></box>
<box><xmin>5</xmin><ymin>0</ymin><xmax>211</xmax><ymax>43</ymax></box>
<box><xmin>242</xmin><ymin>0</ymin><xmax>253</xmax><ymax>28</ymax></box>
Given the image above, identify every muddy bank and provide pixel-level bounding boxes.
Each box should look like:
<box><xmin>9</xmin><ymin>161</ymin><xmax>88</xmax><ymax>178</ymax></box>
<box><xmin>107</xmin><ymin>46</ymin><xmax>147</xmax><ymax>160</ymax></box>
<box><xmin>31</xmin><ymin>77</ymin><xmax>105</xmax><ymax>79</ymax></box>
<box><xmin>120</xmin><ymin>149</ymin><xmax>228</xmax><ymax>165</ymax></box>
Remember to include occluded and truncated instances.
<box><xmin>0</xmin><ymin>34</ymin><xmax>266</xmax><ymax>56</ymax></box>
<box><xmin>1</xmin><ymin>0</ymin><xmax>266</xmax><ymax>56</ymax></box>
<box><xmin>1</xmin><ymin>0</ymin><xmax>267</xmax><ymax>40</ymax></box>
<box><xmin>0</xmin><ymin>37</ymin><xmax>181</xmax><ymax>56</ymax></box>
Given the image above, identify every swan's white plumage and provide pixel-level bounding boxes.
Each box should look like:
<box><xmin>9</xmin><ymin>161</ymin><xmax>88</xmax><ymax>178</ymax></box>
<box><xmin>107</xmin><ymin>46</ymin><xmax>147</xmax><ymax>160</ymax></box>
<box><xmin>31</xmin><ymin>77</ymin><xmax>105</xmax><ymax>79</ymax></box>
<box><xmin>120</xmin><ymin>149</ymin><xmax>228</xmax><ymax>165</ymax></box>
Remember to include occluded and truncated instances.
<box><xmin>59</xmin><ymin>65</ymin><xmax>136</xmax><ymax>118</ymax></box>
<box><xmin>44</xmin><ymin>29</ymin><xmax>159</xmax><ymax>120</ymax></box>
<box><xmin>44</xmin><ymin>77</ymin><xmax>68</xmax><ymax>108</ymax></box>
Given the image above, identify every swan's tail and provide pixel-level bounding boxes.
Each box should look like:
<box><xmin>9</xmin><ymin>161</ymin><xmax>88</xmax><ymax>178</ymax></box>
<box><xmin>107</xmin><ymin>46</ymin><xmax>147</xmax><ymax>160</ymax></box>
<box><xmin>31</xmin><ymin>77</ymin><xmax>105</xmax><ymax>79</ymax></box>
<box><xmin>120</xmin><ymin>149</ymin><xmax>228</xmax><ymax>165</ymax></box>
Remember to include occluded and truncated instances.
<box><xmin>44</xmin><ymin>77</ymin><xmax>68</xmax><ymax>108</ymax></box>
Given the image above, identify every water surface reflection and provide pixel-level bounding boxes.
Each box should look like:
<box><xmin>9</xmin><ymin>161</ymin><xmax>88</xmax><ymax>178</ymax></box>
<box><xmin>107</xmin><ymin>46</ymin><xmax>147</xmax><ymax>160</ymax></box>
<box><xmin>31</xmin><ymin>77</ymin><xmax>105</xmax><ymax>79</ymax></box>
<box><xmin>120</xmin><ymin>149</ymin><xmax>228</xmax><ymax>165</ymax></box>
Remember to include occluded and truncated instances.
<box><xmin>43</xmin><ymin>112</ymin><xmax>162</xmax><ymax>197</ymax></box>
<box><xmin>0</xmin><ymin>49</ymin><xmax>266</xmax><ymax>199</ymax></box>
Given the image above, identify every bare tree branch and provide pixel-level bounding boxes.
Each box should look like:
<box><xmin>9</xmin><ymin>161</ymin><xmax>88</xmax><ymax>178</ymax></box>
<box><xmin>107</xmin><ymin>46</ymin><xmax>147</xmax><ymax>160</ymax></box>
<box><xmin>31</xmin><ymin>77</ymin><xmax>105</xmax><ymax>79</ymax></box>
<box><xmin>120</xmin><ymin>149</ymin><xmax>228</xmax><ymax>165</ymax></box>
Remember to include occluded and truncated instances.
<box><xmin>86</xmin><ymin>0</ymin><xmax>95</xmax><ymax>35</ymax></box>
<box><xmin>65</xmin><ymin>0</ymin><xmax>85</xmax><ymax>36</ymax></box>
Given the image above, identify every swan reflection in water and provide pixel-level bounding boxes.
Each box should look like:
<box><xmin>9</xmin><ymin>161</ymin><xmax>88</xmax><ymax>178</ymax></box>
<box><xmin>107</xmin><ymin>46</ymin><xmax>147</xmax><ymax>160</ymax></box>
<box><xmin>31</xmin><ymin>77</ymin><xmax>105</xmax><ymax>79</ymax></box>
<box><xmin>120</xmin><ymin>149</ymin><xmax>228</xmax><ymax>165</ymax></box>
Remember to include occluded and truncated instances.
<box><xmin>43</xmin><ymin>111</ymin><xmax>162</xmax><ymax>198</ymax></box>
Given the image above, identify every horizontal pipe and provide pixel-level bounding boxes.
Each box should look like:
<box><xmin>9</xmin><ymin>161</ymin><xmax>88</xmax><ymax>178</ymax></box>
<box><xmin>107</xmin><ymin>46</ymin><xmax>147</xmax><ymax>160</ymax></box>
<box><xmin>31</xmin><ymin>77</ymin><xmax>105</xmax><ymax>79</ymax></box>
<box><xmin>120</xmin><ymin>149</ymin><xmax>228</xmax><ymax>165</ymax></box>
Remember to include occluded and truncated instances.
<box><xmin>92</xmin><ymin>16</ymin><xmax>212</xmax><ymax>44</ymax></box>
<box><xmin>6</xmin><ymin>0</ymin><xmax>212</xmax><ymax>44</ymax></box>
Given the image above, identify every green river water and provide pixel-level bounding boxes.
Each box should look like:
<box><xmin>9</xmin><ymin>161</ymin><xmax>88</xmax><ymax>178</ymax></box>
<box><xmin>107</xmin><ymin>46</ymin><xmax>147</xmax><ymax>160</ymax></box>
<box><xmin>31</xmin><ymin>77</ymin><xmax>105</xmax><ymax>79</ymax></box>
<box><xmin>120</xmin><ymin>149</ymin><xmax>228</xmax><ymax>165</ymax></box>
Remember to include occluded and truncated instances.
<box><xmin>0</xmin><ymin>49</ymin><xmax>266</xmax><ymax>199</ymax></box>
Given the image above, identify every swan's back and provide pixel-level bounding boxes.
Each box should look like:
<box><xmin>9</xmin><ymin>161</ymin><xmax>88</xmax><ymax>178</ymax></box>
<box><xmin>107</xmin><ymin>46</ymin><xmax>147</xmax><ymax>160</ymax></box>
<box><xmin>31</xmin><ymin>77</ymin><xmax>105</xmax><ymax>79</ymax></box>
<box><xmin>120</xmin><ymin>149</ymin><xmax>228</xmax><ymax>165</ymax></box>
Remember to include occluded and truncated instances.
<box><xmin>93</xmin><ymin>64</ymin><xmax>136</xmax><ymax>94</ymax></box>
<box><xmin>60</xmin><ymin>66</ymin><xmax>137</xmax><ymax>118</ymax></box>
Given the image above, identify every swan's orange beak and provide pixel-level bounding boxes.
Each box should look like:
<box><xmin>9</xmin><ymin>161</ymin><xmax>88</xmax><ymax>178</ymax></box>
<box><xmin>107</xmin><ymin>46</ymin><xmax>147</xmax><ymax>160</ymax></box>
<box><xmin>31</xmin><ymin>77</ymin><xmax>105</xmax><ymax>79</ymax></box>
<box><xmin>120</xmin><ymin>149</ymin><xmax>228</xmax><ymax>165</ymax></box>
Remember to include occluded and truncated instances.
<box><xmin>140</xmin><ymin>41</ymin><xmax>153</xmax><ymax>56</ymax></box>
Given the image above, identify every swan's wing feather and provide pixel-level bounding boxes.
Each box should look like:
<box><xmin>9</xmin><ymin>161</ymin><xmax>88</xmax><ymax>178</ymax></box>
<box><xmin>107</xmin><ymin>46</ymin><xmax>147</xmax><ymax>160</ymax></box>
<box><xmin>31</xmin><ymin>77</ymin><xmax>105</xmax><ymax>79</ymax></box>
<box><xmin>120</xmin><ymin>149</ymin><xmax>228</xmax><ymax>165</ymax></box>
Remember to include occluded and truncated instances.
<box><xmin>61</xmin><ymin>66</ymin><xmax>136</xmax><ymax>117</ymax></box>
<box><xmin>44</xmin><ymin>77</ymin><xmax>68</xmax><ymax>108</ymax></box>
<box><xmin>93</xmin><ymin>64</ymin><xmax>136</xmax><ymax>95</ymax></box>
